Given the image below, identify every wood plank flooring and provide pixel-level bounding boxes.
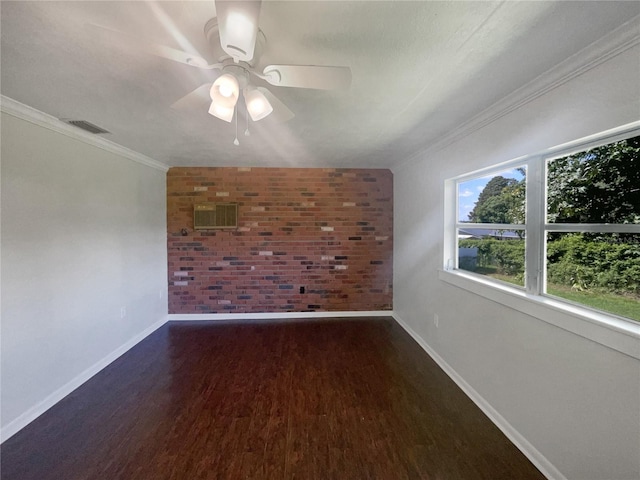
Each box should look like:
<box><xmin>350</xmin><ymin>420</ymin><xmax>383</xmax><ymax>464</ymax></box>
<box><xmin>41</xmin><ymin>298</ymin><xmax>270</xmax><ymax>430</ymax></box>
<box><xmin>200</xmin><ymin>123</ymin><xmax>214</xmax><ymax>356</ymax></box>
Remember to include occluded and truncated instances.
<box><xmin>1</xmin><ymin>318</ymin><xmax>546</xmax><ymax>479</ymax></box>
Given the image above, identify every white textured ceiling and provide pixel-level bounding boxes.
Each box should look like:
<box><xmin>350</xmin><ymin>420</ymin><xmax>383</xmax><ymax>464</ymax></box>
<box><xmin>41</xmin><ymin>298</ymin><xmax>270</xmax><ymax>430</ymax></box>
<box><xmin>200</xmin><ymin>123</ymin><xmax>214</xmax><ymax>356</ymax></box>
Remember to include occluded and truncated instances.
<box><xmin>1</xmin><ymin>1</ymin><xmax>638</xmax><ymax>168</ymax></box>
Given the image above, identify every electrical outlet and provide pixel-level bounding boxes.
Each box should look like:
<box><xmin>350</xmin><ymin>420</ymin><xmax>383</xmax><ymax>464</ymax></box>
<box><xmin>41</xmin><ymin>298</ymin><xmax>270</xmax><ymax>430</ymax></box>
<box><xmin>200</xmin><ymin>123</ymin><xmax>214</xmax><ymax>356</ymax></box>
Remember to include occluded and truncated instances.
<box><xmin>120</xmin><ymin>306</ymin><xmax>127</xmax><ymax>318</ymax></box>
<box><xmin>434</xmin><ymin>313</ymin><xmax>439</xmax><ymax>327</ymax></box>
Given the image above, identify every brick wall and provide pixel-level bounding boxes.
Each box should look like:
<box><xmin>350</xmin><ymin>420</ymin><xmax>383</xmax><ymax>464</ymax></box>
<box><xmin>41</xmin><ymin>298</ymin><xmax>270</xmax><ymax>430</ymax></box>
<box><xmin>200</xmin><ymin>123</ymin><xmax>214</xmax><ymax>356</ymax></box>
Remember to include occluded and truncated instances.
<box><xmin>167</xmin><ymin>167</ymin><xmax>393</xmax><ymax>314</ymax></box>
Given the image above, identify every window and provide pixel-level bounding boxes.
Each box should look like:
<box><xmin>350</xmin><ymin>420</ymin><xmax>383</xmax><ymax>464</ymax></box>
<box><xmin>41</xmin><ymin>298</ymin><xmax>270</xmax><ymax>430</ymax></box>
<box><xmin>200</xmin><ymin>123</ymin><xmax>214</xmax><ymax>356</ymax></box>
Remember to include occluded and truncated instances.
<box><xmin>447</xmin><ymin>124</ymin><xmax>640</xmax><ymax>324</ymax></box>
<box><xmin>457</xmin><ymin>167</ymin><xmax>527</xmax><ymax>287</ymax></box>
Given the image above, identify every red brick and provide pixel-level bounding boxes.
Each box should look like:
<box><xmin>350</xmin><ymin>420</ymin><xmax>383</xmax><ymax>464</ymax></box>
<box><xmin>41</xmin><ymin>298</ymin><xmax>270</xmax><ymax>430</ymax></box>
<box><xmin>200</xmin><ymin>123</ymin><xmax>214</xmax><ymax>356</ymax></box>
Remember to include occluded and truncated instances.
<box><xmin>167</xmin><ymin>167</ymin><xmax>393</xmax><ymax>314</ymax></box>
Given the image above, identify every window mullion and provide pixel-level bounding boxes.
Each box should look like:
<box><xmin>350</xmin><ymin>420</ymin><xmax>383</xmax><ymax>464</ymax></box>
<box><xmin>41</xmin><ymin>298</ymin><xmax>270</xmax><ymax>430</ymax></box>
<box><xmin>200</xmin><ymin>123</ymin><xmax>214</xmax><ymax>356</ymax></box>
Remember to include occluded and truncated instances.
<box><xmin>456</xmin><ymin>223</ymin><xmax>525</xmax><ymax>230</ymax></box>
<box><xmin>545</xmin><ymin>223</ymin><xmax>640</xmax><ymax>233</ymax></box>
<box><xmin>525</xmin><ymin>157</ymin><xmax>544</xmax><ymax>295</ymax></box>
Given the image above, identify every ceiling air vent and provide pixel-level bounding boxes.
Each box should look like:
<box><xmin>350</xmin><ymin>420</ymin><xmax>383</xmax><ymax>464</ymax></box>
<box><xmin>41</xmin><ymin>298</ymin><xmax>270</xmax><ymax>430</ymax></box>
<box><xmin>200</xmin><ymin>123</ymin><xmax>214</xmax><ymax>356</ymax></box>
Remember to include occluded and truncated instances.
<box><xmin>64</xmin><ymin>120</ymin><xmax>110</xmax><ymax>135</ymax></box>
<box><xmin>194</xmin><ymin>203</ymin><xmax>238</xmax><ymax>230</ymax></box>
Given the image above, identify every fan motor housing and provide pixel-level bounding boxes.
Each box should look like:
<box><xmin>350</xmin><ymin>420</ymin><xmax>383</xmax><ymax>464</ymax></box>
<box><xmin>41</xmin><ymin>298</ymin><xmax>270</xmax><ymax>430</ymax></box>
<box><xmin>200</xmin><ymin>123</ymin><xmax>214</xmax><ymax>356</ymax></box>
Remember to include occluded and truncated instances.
<box><xmin>204</xmin><ymin>17</ymin><xmax>266</xmax><ymax>67</ymax></box>
<box><xmin>223</xmin><ymin>65</ymin><xmax>250</xmax><ymax>89</ymax></box>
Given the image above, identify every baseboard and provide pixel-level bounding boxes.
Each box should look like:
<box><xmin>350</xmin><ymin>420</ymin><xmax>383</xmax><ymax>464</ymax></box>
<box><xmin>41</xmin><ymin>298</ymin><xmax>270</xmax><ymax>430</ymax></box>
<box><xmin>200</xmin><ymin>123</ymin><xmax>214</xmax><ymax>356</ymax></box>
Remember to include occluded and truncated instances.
<box><xmin>0</xmin><ymin>316</ymin><xmax>168</xmax><ymax>443</ymax></box>
<box><xmin>167</xmin><ymin>310</ymin><xmax>393</xmax><ymax>321</ymax></box>
<box><xmin>392</xmin><ymin>313</ymin><xmax>566</xmax><ymax>480</ymax></box>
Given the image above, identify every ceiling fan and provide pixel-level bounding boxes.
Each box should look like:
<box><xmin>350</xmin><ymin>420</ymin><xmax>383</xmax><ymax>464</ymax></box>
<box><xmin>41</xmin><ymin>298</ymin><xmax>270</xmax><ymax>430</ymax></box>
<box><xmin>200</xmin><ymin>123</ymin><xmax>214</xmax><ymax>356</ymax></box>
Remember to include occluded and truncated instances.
<box><xmin>96</xmin><ymin>0</ymin><xmax>351</xmax><ymax>129</ymax></box>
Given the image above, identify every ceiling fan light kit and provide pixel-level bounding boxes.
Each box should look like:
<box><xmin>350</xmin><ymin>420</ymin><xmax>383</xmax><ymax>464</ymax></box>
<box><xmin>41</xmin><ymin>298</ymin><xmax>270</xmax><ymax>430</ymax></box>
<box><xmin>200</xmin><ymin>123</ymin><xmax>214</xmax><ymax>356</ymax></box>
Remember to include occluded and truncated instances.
<box><xmin>208</xmin><ymin>101</ymin><xmax>235</xmax><ymax>123</ymax></box>
<box><xmin>244</xmin><ymin>87</ymin><xmax>273</xmax><ymax>121</ymax></box>
<box><xmin>102</xmin><ymin>0</ymin><xmax>352</xmax><ymax>140</ymax></box>
<box><xmin>210</xmin><ymin>73</ymin><xmax>240</xmax><ymax>109</ymax></box>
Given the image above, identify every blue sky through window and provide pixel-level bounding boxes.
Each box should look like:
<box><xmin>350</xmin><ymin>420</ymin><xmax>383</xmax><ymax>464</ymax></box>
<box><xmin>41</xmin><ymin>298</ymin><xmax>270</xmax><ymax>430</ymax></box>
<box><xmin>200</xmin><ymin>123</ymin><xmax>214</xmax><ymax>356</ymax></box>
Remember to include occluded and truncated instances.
<box><xmin>458</xmin><ymin>167</ymin><xmax>525</xmax><ymax>222</ymax></box>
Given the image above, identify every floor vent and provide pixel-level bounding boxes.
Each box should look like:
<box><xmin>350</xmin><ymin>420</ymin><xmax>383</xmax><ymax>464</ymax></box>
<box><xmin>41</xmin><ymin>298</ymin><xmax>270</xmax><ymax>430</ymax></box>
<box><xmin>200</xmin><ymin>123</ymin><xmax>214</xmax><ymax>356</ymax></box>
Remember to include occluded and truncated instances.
<box><xmin>64</xmin><ymin>120</ymin><xmax>110</xmax><ymax>134</ymax></box>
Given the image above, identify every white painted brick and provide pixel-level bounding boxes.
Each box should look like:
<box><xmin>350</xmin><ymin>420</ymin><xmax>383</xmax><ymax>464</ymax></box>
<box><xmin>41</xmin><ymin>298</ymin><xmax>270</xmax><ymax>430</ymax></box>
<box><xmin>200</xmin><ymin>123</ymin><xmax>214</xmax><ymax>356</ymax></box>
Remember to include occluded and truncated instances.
<box><xmin>342</xmin><ymin>202</ymin><xmax>356</xmax><ymax>207</ymax></box>
<box><xmin>259</xmin><ymin>251</ymin><xmax>273</xmax><ymax>256</ymax></box>
<box><xmin>375</xmin><ymin>236</ymin><xmax>389</xmax><ymax>241</ymax></box>
<box><xmin>216</xmin><ymin>261</ymin><xmax>230</xmax><ymax>266</ymax></box>
<box><xmin>238</xmin><ymin>167</ymin><xmax>251</xmax><ymax>172</ymax></box>
<box><xmin>218</xmin><ymin>300</ymin><xmax>231</xmax><ymax>305</ymax></box>
<box><xmin>194</xmin><ymin>186</ymin><xmax>208</xmax><ymax>192</ymax></box>
<box><xmin>246</xmin><ymin>221</ymin><xmax>259</xmax><ymax>227</ymax></box>
<box><xmin>173</xmin><ymin>281</ymin><xmax>188</xmax><ymax>286</ymax></box>
<box><xmin>334</xmin><ymin>265</ymin><xmax>348</xmax><ymax>270</ymax></box>
<box><xmin>321</xmin><ymin>255</ymin><xmax>335</xmax><ymax>261</ymax></box>
<box><xmin>216</xmin><ymin>191</ymin><xmax>229</xmax><ymax>197</ymax></box>
<box><xmin>174</xmin><ymin>271</ymin><xmax>189</xmax><ymax>277</ymax></box>
<box><xmin>251</xmin><ymin>206</ymin><xmax>265</xmax><ymax>212</ymax></box>
<box><xmin>238</xmin><ymin>227</ymin><xmax>251</xmax><ymax>232</ymax></box>
<box><xmin>321</xmin><ymin>226</ymin><xmax>334</xmax><ymax>232</ymax></box>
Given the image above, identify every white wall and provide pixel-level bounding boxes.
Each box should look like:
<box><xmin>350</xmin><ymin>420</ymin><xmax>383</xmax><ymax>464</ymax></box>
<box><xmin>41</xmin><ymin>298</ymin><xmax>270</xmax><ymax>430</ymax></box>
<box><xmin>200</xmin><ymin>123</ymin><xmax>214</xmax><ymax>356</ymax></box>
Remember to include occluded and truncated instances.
<box><xmin>1</xmin><ymin>111</ymin><xmax>168</xmax><ymax>437</ymax></box>
<box><xmin>393</xmin><ymin>41</ymin><xmax>640</xmax><ymax>480</ymax></box>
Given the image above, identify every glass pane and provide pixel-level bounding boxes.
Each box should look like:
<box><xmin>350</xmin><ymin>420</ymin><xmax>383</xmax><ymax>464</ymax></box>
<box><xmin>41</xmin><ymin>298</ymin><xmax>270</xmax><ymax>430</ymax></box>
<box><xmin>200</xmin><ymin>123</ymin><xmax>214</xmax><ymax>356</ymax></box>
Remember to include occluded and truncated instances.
<box><xmin>546</xmin><ymin>232</ymin><xmax>640</xmax><ymax>322</ymax></box>
<box><xmin>458</xmin><ymin>229</ymin><xmax>525</xmax><ymax>287</ymax></box>
<box><xmin>458</xmin><ymin>167</ymin><xmax>526</xmax><ymax>224</ymax></box>
<box><xmin>547</xmin><ymin>135</ymin><xmax>640</xmax><ymax>224</ymax></box>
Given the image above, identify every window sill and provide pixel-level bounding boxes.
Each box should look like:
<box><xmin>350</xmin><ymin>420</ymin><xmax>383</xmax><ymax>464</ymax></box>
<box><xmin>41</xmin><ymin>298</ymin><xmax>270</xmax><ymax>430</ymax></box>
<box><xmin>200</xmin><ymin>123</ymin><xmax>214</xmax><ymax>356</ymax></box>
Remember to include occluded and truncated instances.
<box><xmin>438</xmin><ymin>269</ymin><xmax>640</xmax><ymax>360</ymax></box>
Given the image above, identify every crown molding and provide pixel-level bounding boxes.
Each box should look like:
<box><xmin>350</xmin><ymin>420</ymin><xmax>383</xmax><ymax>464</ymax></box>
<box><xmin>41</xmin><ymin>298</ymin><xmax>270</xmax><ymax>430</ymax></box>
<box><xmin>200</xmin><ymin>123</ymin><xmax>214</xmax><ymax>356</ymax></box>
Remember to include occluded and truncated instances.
<box><xmin>0</xmin><ymin>95</ymin><xmax>169</xmax><ymax>173</ymax></box>
<box><xmin>393</xmin><ymin>15</ymin><xmax>640</xmax><ymax>173</ymax></box>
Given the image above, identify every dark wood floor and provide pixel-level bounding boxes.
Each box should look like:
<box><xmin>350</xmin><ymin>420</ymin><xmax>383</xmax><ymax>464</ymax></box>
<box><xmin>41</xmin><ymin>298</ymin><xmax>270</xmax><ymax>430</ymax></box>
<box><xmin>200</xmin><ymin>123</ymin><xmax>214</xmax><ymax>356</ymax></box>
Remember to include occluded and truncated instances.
<box><xmin>1</xmin><ymin>318</ymin><xmax>545</xmax><ymax>480</ymax></box>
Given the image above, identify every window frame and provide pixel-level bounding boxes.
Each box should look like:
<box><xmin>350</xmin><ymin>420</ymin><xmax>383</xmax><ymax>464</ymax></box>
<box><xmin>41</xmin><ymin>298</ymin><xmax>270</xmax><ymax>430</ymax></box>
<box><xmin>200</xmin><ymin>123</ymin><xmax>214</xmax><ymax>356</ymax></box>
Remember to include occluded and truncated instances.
<box><xmin>443</xmin><ymin>121</ymin><xmax>640</xmax><ymax>359</ymax></box>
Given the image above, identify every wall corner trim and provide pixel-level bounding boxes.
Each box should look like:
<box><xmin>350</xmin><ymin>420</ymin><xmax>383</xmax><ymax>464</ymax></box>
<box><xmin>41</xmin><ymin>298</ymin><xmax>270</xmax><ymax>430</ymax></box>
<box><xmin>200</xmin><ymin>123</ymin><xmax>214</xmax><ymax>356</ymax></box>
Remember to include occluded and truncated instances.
<box><xmin>0</xmin><ymin>316</ymin><xmax>168</xmax><ymax>444</ymax></box>
<box><xmin>392</xmin><ymin>14</ymin><xmax>640</xmax><ymax>174</ymax></box>
<box><xmin>0</xmin><ymin>95</ymin><xmax>169</xmax><ymax>173</ymax></box>
<box><xmin>392</xmin><ymin>313</ymin><xmax>568</xmax><ymax>480</ymax></box>
<box><xmin>167</xmin><ymin>311</ymin><xmax>393</xmax><ymax>322</ymax></box>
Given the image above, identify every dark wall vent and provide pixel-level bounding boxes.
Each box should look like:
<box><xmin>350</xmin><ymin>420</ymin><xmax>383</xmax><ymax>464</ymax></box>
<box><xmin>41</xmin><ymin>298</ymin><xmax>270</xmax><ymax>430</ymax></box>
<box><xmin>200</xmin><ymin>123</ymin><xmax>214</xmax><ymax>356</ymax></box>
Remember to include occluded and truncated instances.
<box><xmin>64</xmin><ymin>120</ymin><xmax>110</xmax><ymax>135</ymax></box>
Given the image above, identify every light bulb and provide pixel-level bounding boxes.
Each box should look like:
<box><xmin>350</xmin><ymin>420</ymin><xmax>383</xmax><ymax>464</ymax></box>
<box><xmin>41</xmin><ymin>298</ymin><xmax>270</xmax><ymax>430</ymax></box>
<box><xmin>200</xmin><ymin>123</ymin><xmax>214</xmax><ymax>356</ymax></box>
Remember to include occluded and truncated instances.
<box><xmin>219</xmin><ymin>83</ymin><xmax>234</xmax><ymax>98</ymax></box>
<box><xmin>210</xmin><ymin>74</ymin><xmax>239</xmax><ymax>109</ymax></box>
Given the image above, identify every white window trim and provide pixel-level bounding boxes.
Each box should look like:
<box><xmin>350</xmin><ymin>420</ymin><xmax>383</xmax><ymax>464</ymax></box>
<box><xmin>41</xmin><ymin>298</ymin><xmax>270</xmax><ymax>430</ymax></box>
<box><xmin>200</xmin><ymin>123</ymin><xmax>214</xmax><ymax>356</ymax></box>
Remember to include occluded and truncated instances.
<box><xmin>443</xmin><ymin>121</ymin><xmax>640</xmax><ymax>360</ymax></box>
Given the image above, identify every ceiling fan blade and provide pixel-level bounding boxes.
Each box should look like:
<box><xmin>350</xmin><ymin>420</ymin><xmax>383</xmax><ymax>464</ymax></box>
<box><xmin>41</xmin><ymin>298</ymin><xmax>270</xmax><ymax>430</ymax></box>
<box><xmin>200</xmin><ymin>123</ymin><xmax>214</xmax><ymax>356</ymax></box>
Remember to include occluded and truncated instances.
<box><xmin>257</xmin><ymin>87</ymin><xmax>295</xmax><ymax>123</ymax></box>
<box><xmin>215</xmin><ymin>0</ymin><xmax>262</xmax><ymax>63</ymax></box>
<box><xmin>90</xmin><ymin>24</ymin><xmax>221</xmax><ymax>69</ymax></box>
<box><xmin>171</xmin><ymin>84</ymin><xmax>213</xmax><ymax>111</ymax></box>
<box><xmin>262</xmin><ymin>65</ymin><xmax>352</xmax><ymax>90</ymax></box>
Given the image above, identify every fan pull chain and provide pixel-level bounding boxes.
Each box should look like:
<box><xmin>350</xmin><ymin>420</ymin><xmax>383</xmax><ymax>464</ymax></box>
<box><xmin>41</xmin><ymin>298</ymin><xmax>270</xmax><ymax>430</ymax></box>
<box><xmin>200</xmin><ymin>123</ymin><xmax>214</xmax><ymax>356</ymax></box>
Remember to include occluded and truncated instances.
<box><xmin>233</xmin><ymin>105</ymin><xmax>239</xmax><ymax>146</ymax></box>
